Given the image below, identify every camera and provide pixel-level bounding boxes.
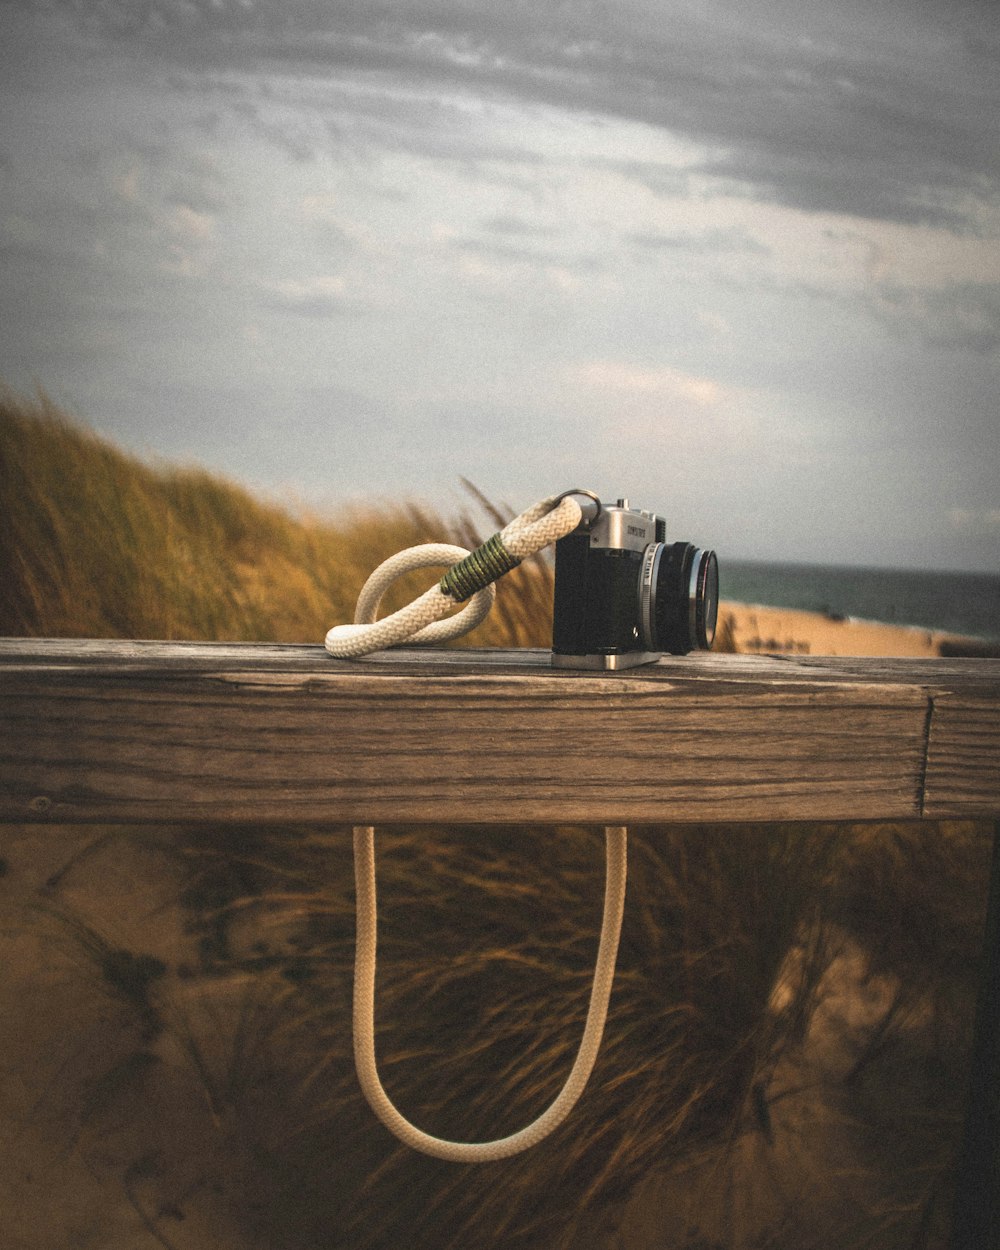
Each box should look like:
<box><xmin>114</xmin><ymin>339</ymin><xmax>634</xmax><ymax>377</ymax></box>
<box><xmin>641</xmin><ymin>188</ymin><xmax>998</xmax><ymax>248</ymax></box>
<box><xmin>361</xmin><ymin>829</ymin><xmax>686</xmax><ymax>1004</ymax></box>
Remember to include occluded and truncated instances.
<box><xmin>551</xmin><ymin>494</ymin><xmax>719</xmax><ymax>670</ymax></box>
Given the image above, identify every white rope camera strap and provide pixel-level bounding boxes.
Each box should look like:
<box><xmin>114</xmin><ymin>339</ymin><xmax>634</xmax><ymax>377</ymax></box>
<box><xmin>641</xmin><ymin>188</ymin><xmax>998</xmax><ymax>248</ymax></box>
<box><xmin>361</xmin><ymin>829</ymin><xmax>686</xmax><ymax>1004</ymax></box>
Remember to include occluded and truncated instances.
<box><xmin>326</xmin><ymin>492</ymin><xmax>628</xmax><ymax>1162</ymax></box>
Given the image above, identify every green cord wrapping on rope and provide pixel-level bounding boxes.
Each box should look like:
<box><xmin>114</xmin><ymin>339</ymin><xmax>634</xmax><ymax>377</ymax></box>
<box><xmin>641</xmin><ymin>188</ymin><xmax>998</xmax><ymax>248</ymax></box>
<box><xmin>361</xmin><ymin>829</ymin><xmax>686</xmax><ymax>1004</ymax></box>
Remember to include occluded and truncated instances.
<box><xmin>439</xmin><ymin>532</ymin><xmax>521</xmax><ymax>602</ymax></box>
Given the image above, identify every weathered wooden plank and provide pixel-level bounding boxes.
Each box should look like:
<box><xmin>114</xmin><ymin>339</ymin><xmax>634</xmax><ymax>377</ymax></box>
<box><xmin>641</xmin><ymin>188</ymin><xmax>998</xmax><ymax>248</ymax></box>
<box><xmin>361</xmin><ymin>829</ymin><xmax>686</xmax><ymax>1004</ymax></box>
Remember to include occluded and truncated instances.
<box><xmin>925</xmin><ymin>691</ymin><xmax>1000</xmax><ymax>819</ymax></box>
<box><xmin>1</xmin><ymin>640</ymin><xmax>997</xmax><ymax>825</ymax></box>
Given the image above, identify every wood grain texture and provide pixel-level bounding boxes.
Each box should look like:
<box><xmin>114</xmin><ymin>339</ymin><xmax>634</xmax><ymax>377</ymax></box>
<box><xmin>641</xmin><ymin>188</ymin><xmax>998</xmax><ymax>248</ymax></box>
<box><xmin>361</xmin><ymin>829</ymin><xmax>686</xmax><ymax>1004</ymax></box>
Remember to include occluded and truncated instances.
<box><xmin>1</xmin><ymin>640</ymin><xmax>998</xmax><ymax>825</ymax></box>
<box><xmin>925</xmin><ymin>691</ymin><xmax>1000</xmax><ymax>819</ymax></box>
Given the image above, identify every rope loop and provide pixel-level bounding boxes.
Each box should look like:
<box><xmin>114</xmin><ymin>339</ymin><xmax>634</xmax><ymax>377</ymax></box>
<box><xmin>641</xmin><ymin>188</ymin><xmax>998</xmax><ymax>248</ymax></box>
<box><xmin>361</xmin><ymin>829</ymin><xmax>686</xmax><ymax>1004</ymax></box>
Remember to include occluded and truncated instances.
<box><xmin>353</xmin><ymin>824</ymin><xmax>627</xmax><ymax>1162</ymax></box>
<box><xmin>324</xmin><ymin>491</ymin><xmax>587</xmax><ymax>659</ymax></box>
<box><xmin>327</xmin><ymin>490</ymin><xmax>627</xmax><ymax>1161</ymax></box>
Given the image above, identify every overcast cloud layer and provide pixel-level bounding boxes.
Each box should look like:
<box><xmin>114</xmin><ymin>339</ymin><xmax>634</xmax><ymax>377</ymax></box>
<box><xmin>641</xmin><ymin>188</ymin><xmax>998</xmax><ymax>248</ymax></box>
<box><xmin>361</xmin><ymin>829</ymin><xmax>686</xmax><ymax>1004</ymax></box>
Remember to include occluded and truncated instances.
<box><xmin>2</xmin><ymin>0</ymin><xmax>998</xmax><ymax>571</ymax></box>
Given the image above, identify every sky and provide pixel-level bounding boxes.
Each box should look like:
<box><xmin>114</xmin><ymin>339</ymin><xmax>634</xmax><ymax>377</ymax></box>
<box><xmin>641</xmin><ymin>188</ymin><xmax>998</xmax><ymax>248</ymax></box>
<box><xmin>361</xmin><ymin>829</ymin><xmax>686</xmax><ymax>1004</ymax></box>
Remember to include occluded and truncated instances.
<box><xmin>1</xmin><ymin>0</ymin><xmax>999</xmax><ymax>573</ymax></box>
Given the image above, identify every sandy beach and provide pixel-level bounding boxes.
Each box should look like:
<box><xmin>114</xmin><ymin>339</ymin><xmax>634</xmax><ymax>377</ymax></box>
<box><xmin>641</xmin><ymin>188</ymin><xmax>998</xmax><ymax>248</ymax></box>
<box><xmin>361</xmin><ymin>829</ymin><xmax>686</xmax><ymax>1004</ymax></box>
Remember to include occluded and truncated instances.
<box><xmin>719</xmin><ymin>599</ymin><xmax>985</xmax><ymax>658</ymax></box>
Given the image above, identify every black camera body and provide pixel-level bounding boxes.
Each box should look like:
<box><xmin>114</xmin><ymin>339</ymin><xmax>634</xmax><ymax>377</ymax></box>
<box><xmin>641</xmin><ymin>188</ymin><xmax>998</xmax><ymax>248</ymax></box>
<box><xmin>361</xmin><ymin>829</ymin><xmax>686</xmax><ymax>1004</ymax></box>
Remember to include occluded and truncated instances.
<box><xmin>552</xmin><ymin>497</ymin><xmax>718</xmax><ymax>670</ymax></box>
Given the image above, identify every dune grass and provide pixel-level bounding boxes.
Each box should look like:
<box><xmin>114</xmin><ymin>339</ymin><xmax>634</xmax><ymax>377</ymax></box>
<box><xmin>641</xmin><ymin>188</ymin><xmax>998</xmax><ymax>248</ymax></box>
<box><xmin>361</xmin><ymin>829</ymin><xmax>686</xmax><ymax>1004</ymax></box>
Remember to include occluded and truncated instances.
<box><xmin>11</xmin><ymin>815</ymin><xmax>987</xmax><ymax>1250</ymax></box>
<box><xmin>181</xmin><ymin>820</ymin><xmax>840</xmax><ymax>1250</ymax></box>
<box><xmin>0</xmin><ymin>383</ymin><xmax>993</xmax><ymax>1248</ymax></box>
<box><xmin>0</xmin><ymin>384</ymin><xmax>555</xmax><ymax>647</ymax></box>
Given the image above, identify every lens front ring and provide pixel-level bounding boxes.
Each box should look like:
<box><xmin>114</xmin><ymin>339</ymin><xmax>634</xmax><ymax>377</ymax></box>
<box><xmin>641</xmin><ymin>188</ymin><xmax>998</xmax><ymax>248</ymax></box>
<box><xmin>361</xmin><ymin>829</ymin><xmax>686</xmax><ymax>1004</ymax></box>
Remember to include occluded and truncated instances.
<box><xmin>688</xmin><ymin>548</ymin><xmax>719</xmax><ymax>651</ymax></box>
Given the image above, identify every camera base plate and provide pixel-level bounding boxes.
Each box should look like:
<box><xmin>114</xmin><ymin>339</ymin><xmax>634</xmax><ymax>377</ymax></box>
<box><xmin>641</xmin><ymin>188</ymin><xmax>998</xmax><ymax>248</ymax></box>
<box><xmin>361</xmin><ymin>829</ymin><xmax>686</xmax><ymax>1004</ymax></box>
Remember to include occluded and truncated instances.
<box><xmin>550</xmin><ymin>650</ymin><xmax>662</xmax><ymax>671</ymax></box>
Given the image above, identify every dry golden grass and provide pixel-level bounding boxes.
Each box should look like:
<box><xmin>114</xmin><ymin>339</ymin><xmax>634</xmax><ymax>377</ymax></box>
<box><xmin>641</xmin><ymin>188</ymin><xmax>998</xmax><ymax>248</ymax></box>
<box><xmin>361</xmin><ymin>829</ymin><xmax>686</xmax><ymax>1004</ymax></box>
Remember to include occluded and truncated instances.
<box><xmin>0</xmin><ymin>385</ymin><xmax>554</xmax><ymax>647</ymax></box>
<box><xmin>17</xmin><ymin>815</ymin><xmax>982</xmax><ymax>1250</ymax></box>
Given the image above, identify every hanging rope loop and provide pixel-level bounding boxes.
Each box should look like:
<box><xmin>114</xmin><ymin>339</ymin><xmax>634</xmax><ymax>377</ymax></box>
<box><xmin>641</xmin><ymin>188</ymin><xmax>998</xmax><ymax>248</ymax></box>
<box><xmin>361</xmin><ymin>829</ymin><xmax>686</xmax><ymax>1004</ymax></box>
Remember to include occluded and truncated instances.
<box><xmin>352</xmin><ymin>824</ymin><xmax>627</xmax><ymax>1162</ymax></box>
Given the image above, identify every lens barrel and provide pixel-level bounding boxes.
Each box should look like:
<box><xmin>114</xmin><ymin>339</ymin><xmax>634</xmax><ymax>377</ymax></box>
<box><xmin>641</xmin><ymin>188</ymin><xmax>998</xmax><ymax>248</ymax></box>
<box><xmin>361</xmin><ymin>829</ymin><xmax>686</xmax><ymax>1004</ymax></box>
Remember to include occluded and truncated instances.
<box><xmin>639</xmin><ymin>542</ymin><xmax>718</xmax><ymax>654</ymax></box>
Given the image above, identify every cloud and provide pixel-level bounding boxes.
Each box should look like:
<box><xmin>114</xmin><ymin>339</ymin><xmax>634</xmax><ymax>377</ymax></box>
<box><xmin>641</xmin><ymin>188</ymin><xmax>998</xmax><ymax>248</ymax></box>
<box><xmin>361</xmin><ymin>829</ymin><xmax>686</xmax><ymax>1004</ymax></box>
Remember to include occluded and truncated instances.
<box><xmin>871</xmin><ymin>280</ymin><xmax>1000</xmax><ymax>353</ymax></box>
<box><xmin>299</xmin><ymin>193</ymin><xmax>352</xmax><ymax>232</ymax></box>
<box><xmin>576</xmin><ymin>359</ymin><xmax>725</xmax><ymax>408</ymax></box>
<box><xmin>258</xmin><ymin>274</ymin><xmax>362</xmax><ymax>317</ymax></box>
<box><xmin>626</xmin><ymin>227</ymin><xmax>771</xmax><ymax>257</ymax></box>
<box><xmin>167</xmin><ymin>202</ymin><xmax>214</xmax><ymax>239</ymax></box>
<box><xmin>453</xmin><ymin>233</ymin><xmax>599</xmax><ymax>275</ymax></box>
<box><xmin>480</xmin><ymin>213</ymin><xmax>559</xmax><ymax>238</ymax></box>
<box><xmin>36</xmin><ymin>0</ymin><xmax>1000</xmax><ymax>228</ymax></box>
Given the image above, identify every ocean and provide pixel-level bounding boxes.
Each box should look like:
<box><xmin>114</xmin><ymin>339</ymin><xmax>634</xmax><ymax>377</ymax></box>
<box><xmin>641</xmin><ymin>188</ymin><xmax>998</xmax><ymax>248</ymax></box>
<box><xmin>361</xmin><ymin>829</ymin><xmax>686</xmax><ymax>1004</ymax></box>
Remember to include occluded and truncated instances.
<box><xmin>720</xmin><ymin>560</ymin><xmax>1000</xmax><ymax>642</ymax></box>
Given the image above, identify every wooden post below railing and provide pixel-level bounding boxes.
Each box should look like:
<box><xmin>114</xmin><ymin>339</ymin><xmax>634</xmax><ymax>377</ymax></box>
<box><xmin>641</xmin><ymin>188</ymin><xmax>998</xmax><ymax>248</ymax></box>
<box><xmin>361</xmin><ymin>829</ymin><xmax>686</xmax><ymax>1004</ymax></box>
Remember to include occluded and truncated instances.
<box><xmin>1</xmin><ymin>638</ymin><xmax>999</xmax><ymax>1246</ymax></box>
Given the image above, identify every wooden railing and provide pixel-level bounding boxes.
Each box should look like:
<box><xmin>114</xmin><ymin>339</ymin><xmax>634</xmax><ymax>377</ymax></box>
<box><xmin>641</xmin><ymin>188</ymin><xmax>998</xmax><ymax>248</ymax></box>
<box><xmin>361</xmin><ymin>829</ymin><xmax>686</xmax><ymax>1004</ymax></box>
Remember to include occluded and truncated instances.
<box><xmin>1</xmin><ymin>639</ymin><xmax>997</xmax><ymax>825</ymax></box>
<box><xmin>1</xmin><ymin>638</ymin><xmax>999</xmax><ymax>1245</ymax></box>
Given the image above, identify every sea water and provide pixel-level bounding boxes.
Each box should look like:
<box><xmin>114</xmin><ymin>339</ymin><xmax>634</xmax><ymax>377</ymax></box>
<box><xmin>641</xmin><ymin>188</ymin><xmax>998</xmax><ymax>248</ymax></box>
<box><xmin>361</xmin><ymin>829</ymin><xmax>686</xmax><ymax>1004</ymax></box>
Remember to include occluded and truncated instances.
<box><xmin>720</xmin><ymin>561</ymin><xmax>1000</xmax><ymax>641</ymax></box>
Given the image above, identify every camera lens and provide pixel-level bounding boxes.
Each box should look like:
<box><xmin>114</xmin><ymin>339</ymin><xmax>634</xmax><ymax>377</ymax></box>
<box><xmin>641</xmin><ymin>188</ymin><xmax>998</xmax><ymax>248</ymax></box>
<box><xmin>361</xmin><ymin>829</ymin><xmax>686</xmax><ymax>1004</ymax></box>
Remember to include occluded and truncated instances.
<box><xmin>639</xmin><ymin>542</ymin><xmax>719</xmax><ymax>654</ymax></box>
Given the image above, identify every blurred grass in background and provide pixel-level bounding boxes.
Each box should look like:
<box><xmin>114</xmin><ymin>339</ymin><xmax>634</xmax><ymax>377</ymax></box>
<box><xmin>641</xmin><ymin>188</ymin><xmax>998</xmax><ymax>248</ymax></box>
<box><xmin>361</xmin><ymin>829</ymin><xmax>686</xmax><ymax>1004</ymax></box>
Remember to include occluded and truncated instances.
<box><xmin>0</xmin><ymin>384</ymin><xmax>556</xmax><ymax>647</ymax></box>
